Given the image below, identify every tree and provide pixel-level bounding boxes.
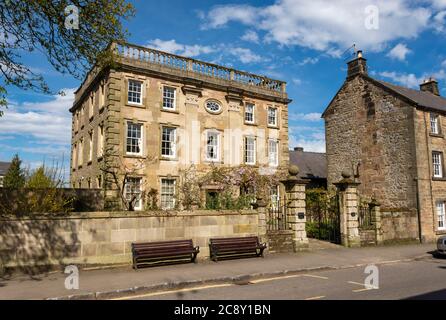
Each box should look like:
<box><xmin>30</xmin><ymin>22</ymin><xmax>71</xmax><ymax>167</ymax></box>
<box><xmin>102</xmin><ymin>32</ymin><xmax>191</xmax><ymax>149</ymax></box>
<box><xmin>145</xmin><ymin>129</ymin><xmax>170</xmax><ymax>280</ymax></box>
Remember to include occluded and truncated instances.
<box><xmin>3</xmin><ymin>153</ymin><xmax>25</xmax><ymax>188</ymax></box>
<box><xmin>27</xmin><ymin>166</ymin><xmax>54</xmax><ymax>189</ymax></box>
<box><xmin>100</xmin><ymin>145</ymin><xmax>157</xmax><ymax>211</ymax></box>
<box><xmin>0</xmin><ymin>0</ymin><xmax>135</xmax><ymax>116</ymax></box>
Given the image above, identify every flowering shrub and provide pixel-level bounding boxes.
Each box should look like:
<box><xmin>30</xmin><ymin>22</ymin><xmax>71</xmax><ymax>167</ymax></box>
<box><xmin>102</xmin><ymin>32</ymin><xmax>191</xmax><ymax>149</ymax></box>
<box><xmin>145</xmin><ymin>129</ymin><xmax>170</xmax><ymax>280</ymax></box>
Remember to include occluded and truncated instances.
<box><xmin>178</xmin><ymin>164</ymin><xmax>286</xmax><ymax>210</ymax></box>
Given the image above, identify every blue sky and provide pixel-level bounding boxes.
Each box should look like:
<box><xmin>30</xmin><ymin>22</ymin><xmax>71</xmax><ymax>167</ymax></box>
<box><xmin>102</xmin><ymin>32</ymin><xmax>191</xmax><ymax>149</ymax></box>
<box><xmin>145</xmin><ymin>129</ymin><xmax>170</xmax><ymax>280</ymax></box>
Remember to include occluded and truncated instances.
<box><xmin>1</xmin><ymin>0</ymin><xmax>446</xmax><ymax>181</ymax></box>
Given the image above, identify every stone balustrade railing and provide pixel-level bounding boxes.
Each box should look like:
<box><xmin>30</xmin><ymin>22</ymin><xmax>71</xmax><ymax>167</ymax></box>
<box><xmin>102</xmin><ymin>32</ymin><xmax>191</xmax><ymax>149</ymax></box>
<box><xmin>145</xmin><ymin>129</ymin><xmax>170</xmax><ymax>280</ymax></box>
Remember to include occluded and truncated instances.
<box><xmin>113</xmin><ymin>42</ymin><xmax>286</xmax><ymax>94</ymax></box>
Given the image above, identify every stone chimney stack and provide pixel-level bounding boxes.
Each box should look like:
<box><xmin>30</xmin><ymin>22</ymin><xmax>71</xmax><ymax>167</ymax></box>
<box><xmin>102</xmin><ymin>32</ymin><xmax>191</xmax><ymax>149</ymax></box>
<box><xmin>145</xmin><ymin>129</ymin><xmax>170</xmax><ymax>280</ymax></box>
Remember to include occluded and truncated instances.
<box><xmin>347</xmin><ymin>50</ymin><xmax>368</xmax><ymax>80</ymax></box>
<box><xmin>420</xmin><ymin>78</ymin><xmax>440</xmax><ymax>96</ymax></box>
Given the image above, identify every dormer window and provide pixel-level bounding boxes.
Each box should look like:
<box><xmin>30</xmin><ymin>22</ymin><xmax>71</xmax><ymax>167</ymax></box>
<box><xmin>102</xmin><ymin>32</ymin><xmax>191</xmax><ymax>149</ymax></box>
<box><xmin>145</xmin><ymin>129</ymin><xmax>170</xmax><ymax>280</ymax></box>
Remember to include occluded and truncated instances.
<box><xmin>431</xmin><ymin>113</ymin><xmax>440</xmax><ymax>134</ymax></box>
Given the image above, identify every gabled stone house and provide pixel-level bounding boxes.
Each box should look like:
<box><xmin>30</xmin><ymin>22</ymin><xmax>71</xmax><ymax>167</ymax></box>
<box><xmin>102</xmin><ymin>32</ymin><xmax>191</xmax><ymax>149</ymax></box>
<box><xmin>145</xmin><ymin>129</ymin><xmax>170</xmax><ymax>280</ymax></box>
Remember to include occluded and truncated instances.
<box><xmin>323</xmin><ymin>51</ymin><xmax>446</xmax><ymax>243</ymax></box>
<box><xmin>70</xmin><ymin>42</ymin><xmax>290</xmax><ymax>210</ymax></box>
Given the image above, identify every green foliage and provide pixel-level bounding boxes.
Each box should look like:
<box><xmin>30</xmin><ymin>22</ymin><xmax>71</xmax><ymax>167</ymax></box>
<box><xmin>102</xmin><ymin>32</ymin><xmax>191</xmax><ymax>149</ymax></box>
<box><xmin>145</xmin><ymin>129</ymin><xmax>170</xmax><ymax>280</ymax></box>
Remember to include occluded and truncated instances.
<box><xmin>26</xmin><ymin>167</ymin><xmax>54</xmax><ymax>189</ymax></box>
<box><xmin>3</xmin><ymin>153</ymin><xmax>25</xmax><ymax>188</ymax></box>
<box><xmin>145</xmin><ymin>188</ymin><xmax>159</xmax><ymax>210</ymax></box>
<box><xmin>0</xmin><ymin>0</ymin><xmax>135</xmax><ymax>116</ymax></box>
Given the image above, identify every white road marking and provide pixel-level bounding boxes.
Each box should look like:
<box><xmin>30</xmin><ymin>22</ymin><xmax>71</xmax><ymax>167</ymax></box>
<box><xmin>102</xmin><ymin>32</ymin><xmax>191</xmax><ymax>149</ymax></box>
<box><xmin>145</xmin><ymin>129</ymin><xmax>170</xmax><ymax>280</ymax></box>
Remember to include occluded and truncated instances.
<box><xmin>110</xmin><ymin>283</ymin><xmax>234</xmax><ymax>300</ymax></box>
<box><xmin>305</xmin><ymin>295</ymin><xmax>326</xmax><ymax>300</ymax></box>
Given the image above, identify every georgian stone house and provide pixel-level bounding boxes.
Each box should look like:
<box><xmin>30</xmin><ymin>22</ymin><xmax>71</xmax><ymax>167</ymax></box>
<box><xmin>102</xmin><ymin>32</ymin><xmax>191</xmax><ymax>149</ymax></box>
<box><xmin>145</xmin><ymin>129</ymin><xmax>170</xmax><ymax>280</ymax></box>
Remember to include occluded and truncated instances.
<box><xmin>70</xmin><ymin>42</ymin><xmax>290</xmax><ymax>210</ymax></box>
<box><xmin>323</xmin><ymin>51</ymin><xmax>446</xmax><ymax>243</ymax></box>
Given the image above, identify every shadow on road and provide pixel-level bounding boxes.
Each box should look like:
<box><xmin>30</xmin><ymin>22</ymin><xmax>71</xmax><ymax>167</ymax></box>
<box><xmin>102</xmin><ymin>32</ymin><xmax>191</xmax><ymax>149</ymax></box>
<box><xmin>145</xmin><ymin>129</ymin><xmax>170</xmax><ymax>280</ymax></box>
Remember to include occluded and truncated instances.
<box><xmin>405</xmin><ymin>289</ymin><xmax>446</xmax><ymax>300</ymax></box>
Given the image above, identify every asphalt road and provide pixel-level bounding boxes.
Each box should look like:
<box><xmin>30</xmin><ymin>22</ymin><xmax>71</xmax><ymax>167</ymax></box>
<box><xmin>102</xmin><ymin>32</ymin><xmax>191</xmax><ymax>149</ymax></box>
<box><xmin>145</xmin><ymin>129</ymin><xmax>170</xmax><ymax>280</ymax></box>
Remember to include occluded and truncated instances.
<box><xmin>115</xmin><ymin>256</ymin><xmax>446</xmax><ymax>300</ymax></box>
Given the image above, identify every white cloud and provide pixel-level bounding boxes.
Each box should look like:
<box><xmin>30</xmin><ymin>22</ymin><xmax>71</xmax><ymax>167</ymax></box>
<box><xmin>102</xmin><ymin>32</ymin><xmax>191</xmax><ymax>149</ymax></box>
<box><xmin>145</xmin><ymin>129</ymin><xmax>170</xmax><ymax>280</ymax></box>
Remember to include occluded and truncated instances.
<box><xmin>241</xmin><ymin>30</ymin><xmax>260</xmax><ymax>43</ymax></box>
<box><xmin>200</xmin><ymin>0</ymin><xmax>433</xmax><ymax>54</ymax></box>
<box><xmin>289</xmin><ymin>112</ymin><xmax>322</xmax><ymax>121</ymax></box>
<box><xmin>387</xmin><ymin>43</ymin><xmax>411</xmax><ymax>61</ymax></box>
<box><xmin>289</xmin><ymin>137</ymin><xmax>326</xmax><ymax>153</ymax></box>
<box><xmin>0</xmin><ymin>89</ymin><xmax>74</xmax><ymax>144</ymax></box>
<box><xmin>442</xmin><ymin>59</ymin><xmax>446</xmax><ymax>67</ymax></box>
<box><xmin>229</xmin><ymin>47</ymin><xmax>262</xmax><ymax>63</ymax></box>
<box><xmin>292</xmin><ymin>78</ymin><xmax>302</xmax><ymax>86</ymax></box>
<box><xmin>432</xmin><ymin>0</ymin><xmax>446</xmax><ymax>9</ymax></box>
<box><xmin>378</xmin><ymin>71</ymin><xmax>422</xmax><ymax>88</ymax></box>
<box><xmin>201</xmin><ymin>5</ymin><xmax>260</xmax><ymax>29</ymax></box>
<box><xmin>433</xmin><ymin>10</ymin><xmax>446</xmax><ymax>32</ymax></box>
<box><xmin>146</xmin><ymin>39</ymin><xmax>215</xmax><ymax>57</ymax></box>
<box><xmin>146</xmin><ymin>39</ymin><xmax>263</xmax><ymax>64</ymax></box>
<box><xmin>298</xmin><ymin>57</ymin><xmax>319</xmax><ymax>66</ymax></box>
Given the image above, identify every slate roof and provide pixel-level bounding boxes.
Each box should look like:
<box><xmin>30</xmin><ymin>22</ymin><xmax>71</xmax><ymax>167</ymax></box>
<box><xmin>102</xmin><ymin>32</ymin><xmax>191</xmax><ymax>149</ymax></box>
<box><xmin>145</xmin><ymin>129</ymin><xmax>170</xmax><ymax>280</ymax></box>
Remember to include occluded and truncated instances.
<box><xmin>289</xmin><ymin>149</ymin><xmax>327</xmax><ymax>180</ymax></box>
<box><xmin>368</xmin><ymin>77</ymin><xmax>446</xmax><ymax>112</ymax></box>
<box><xmin>0</xmin><ymin>162</ymin><xmax>11</xmax><ymax>176</ymax></box>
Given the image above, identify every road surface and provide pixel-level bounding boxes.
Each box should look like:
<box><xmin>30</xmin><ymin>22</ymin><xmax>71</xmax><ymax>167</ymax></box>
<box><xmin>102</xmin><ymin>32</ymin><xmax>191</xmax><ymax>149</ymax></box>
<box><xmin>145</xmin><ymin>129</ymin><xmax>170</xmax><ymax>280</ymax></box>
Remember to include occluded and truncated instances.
<box><xmin>113</xmin><ymin>256</ymin><xmax>446</xmax><ymax>300</ymax></box>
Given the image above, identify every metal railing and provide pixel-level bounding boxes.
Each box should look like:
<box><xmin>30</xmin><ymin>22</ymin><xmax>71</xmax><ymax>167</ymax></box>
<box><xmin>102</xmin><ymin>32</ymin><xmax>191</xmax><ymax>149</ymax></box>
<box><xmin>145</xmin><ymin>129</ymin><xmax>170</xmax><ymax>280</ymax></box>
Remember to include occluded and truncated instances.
<box><xmin>267</xmin><ymin>199</ymin><xmax>288</xmax><ymax>231</ymax></box>
<box><xmin>113</xmin><ymin>42</ymin><xmax>286</xmax><ymax>93</ymax></box>
<box><xmin>359</xmin><ymin>203</ymin><xmax>375</xmax><ymax>230</ymax></box>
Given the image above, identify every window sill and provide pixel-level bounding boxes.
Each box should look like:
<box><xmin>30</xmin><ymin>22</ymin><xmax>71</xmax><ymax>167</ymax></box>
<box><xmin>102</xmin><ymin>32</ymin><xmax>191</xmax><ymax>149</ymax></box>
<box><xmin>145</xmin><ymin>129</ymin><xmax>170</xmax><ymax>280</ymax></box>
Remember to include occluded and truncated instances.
<box><xmin>205</xmin><ymin>160</ymin><xmax>223</xmax><ymax>164</ymax></box>
<box><xmin>432</xmin><ymin>177</ymin><xmax>446</xmax><ymax>181</ymax></box>
<box><xmin>124</xmin><ymin>154</ymin><xmax>146</xmax><ymax>159</ymax></box>
<box><xmin>126</xmin><ymin>103</ymin><xmax>145</xmax><ymax>108</ymax></box>
<box><xmin>267</xmin><ymin>125</ymin><xmax>280</xmax><ymax>129</ymax></box>
<box><xmin>161</xmin><ymin>108</ymin><xmax>179</xmax><ymax>114</ymax></box>
<box><xmin>430</xmin><ymin>133</ymin><xmax>444</xmax><ymax>138</ymax></box>
<box><xmin>160</xmin><ymin>156</ymin><xmax>178</xmax><ymax>161</ymax></box>
<box><xmin>436</xmin><ymin>230</ymin><xmax>446</xmax><ymax>235</ymax></box>
<box><xmin>244</xmin><ymin>122</ymin><xmax>257</xmax><ymax>126</ymax></box>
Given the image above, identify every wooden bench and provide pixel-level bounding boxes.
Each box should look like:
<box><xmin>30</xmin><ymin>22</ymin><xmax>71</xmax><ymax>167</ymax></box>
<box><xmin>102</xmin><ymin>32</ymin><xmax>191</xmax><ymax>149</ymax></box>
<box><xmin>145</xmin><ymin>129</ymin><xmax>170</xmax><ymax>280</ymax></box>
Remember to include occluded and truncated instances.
<box><xmin>209</xmin><ymin>236</ymin><xmax>267</xmax><ymax>262</ymax></box>
<box><xmin>132</xmin><ymin>239</ymin><xmax>199</xmax><ymax>269</ymax></box>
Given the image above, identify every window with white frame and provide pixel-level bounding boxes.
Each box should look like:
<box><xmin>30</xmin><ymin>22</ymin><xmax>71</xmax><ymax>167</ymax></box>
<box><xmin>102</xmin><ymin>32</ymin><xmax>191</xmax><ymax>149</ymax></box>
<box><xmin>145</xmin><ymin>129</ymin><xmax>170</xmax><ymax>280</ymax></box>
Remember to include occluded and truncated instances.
<box><xmin>88</xmin><ymin>132</ymin><xmax>93</xmax><ymax>162</ymax></box>
<box><xmin>436</xmin><ymin>201</ymin><xmax>446</xmax><ymax>230</ymax></box>
<box><xmin>268</xmin><ymin>139</ymin><xmax>279</xmax><ymax>166</ymax></box>
<box><xmin>268</xmin><ymin>107</ymin><xmax>278</xmax><ymax>126</ymax></box>
<box><xmin>72</xmin><ymin>143</ymin><xmax>77</xmax><ymax>168</ymax></box>
<box><xmin>161</xmin><ymin>178</ymin><xmax>176</xmax><ymax>210</ymax></box>
<box><xmin>245</xmin><ymin>136</ymin><xmax>256</xmax><ymax>165</ymax></box>
<box><xmin>162</xmin><ymin>86</ymin><xmax>176</xmax><ymax>110</ymax></box>
<box><xmin>97</xmin><ymin>124</ymin><xmax>104</xmax><ymax>157</ymax></box>
<box><xmin>125</xmin><ymin>177</ymin><xmax>142</xmax><ymax>210</ymax></box>
<box><xmin>126</xmin><ymin>122</ymin><xmax>143</xmax><ymax>155</ymax></box>
<box><xmin>431</xmin><ymin>113</ymin><xmax>440</xmax><ymax>134</ymax></box>
<box><xmin>245</xmin><ymin>103</ymin><xmax>255</xmax><ymax>123</ymax></box>
<box><xmin>206</xmin><ymin>131</ymin><xmax>220</xmax><ymax>161</ymax></box>
<box><xmin>78</xmin><ymin>138</ymin><xmax>83</xmax><ymax>166</ymax></box>
<box><xmin>270</xmin><ymin>185</ymin><xmax>280</xmax><ymax>209</ymax></box>
<box><xmin>89</xmin><ymin>93</ymin><xmax>94</xmax><ymax>118</ymax></box>
<box><xmin>433</xmin><ymin>151</ymin><xmax>443</xmax><ymax>178</ymax></box>
<box><xmin>161</xmin><ymin>127</ymin><xmax>176</xmax><ymax>158</ymax></box>
<box><xmin>128</xmin><ymin>80</ymin><xmax>142</xmax><ymax>105</ymax></box>
<box><xmin>99</xmin><ymin>82</ymin><xmax>105</xmax><ymax>109</ymax></box>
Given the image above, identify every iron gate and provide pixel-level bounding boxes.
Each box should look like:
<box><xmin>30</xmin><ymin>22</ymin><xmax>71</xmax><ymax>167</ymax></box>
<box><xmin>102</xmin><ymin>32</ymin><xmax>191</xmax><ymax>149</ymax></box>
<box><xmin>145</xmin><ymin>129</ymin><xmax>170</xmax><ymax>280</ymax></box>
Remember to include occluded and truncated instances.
<box><xmin>267</xmin><ymin>198</ymin><xmax>288</xmax><ymax>231</ymax></box>
<box><xmin>306</xmin><ymin>192</ymin><xmax>341</xmax><ymax>244</ymax></box>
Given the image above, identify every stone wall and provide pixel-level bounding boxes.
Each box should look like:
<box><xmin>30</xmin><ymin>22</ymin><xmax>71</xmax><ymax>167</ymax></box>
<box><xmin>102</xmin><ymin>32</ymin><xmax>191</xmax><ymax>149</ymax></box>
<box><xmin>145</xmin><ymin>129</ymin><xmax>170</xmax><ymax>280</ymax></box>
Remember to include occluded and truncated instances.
<box><xmin>0</xmin><ymin>210</ymin><xmax>259</xmax><ymax>270</ymax></box>
<box><xmin>380</xmin><ymin>210</ymin><xmax>419</xmax><ymax>243</ymax></box>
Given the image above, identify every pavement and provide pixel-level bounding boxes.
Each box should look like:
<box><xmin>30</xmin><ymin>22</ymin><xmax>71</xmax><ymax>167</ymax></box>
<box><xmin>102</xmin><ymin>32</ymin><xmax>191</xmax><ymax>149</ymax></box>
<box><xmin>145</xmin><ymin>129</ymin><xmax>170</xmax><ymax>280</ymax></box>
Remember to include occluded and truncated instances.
<box><xmin>0</xmin><ymin>241</ymin><xmax>438</xmax><ymax>300</ymax></box>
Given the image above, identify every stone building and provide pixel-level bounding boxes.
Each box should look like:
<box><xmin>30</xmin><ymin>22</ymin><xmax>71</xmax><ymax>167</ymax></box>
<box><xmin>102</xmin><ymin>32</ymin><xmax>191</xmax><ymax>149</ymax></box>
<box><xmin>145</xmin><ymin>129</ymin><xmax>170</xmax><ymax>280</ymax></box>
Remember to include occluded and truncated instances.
<box><xmin>0</xmin><ymin>162</ymin><xmax>11</xmax><ymax>187</ymax></box>
<box><xmin>70</xmin><ymin>42</ymin><xmax>291</xmax><ymax>210</ymax></box>
<box><xmin>323</xmin><ymin>50</ymin><xmax>446</xmax><ymax>243</ymax></box>
<box><xmin>289</xmin><ymin>147</ymin><xmax>327</xmax><ymax>189</ymax></box>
